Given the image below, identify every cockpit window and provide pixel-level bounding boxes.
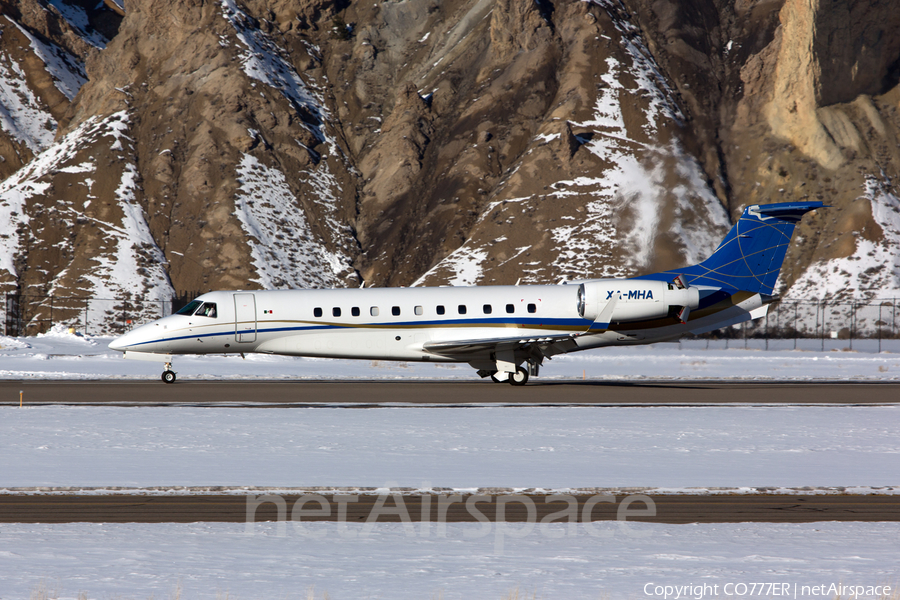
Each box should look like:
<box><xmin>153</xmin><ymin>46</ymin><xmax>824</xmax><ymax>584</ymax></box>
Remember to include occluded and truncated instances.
<box><xmin>197</xmin><ymin>302</ymin><xmax>217</xmax><ymax>318</ymax></box>
<box><xmin>176</xmin><ymin>300</ymin><xmax>203</xmax><ymax>316</ymax></box>
<box><xmin>175</xmin><ymin>300</ymin><xmax>217</xmax><ymax>318</ymax></box>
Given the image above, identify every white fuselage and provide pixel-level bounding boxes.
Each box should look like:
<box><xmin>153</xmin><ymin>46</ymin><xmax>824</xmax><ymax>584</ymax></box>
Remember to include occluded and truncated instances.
<box><xmin>109</xmin><ymin>282</ymin><xmax>767</xmax><ymax>366</ymax></box>
<box><xmin>111</xmin><ymin>285</ymin><xmax>581</xmax><ymax>360</ymax></box>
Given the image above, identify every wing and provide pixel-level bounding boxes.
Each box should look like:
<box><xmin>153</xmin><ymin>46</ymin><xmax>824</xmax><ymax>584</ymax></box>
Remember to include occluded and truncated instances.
<box><xmin>423</xmin><ymin>333</ymin><xmax>580</xmax><ymax>360</ymax></box>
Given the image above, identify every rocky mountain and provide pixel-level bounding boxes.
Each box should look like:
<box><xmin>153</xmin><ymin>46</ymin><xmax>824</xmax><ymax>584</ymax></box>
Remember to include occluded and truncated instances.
<box><xmin>1</xmin><ymin>0</ymin><xmax>900</xmax><ymax>331</ymax></box>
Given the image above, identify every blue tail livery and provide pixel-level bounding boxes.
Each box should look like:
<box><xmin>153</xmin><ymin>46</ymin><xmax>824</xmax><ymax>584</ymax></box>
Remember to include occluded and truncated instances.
<box><xmin>635</xmin><ymin>202</ymin><xmax>824</xmax><ymax>295</ymax></box>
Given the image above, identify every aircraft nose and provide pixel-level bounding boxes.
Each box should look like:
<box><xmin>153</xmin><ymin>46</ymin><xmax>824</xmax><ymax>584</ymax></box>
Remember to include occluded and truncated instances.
<box><xmin>108</xmin><ymin>334</ymin><xmax>128</xmax><ymax>352</ymax></box>
<box><xmin>109</xmin><ymin>328</ymin><xmax>140</xmax><ymax>352</ymax></box>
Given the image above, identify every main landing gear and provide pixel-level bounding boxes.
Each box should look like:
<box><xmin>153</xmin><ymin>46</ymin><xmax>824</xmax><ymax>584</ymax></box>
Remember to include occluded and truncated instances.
<box><xmin>162</xmin><ymin>362</ymin><xmax>177</xmax><ymax>384</ymax></box>
<box><xmin>489</xmin><ymin>366</ymin><xmax>529</xmax><ymax>386</ymax></box>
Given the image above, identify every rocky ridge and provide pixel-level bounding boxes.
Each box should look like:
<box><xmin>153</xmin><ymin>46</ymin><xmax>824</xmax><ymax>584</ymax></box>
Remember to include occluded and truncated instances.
<box><xmin>1</xmin><ymin>0</ymin><xmax>900</xmax><ymax>333</ymax></box>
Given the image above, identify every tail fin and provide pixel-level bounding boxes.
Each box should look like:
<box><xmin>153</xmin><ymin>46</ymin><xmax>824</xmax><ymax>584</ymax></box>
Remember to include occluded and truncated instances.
<box><xmin>638</xmin><ymin>201</ymin><xmax>825</xmax><ymax>294</ymax></box>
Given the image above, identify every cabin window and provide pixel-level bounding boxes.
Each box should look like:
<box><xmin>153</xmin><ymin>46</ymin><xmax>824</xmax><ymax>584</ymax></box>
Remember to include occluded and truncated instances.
<box><xmin>506</xmin><ymin>304</ymin><xmax>515</xmax><ymax>314</ymax></box>
<box><xmin>333</xmin><ymin>307</ymin><xmax>341</xmax><ymax>317</ymax></box>
<box><xmin>196</xmin><ymin>302</ymin><xmax>217</xmax><ymax>318</ymax></box>
<box><xmin>414</xmin><ymin>306</ymin><xmax>424</xmax><ymax>316</ymax></box>
<box><xmin>527</xmin><ymin>303</ymin><xmax>537</xmax><ymax>314</ymax></box>
<box><xmin>483</xmin><ymin>304</ymin><xmax>492</xmax><ymax>314</ymax></box>
<box><xmin>392</xmin><ymin>306</ymin><xmax>401</xmax><ymax>316</ymax></box>
<box><xmin>176</xmin><ymin>300</ymin><xmax>203</xmax><ymax>316</ymax></box>
<box><xmin>436</xmin><ymin>305</ymin><xmax>445</xmax><ymax>315</ymax></box>
<box><xmin>370</xmin><ymin>307</ymin><xmax>379</xmax><ymax>317</ymax></box>
<box><xmin>352</xmin><ymin>307</ymin><xmax>360</xmax><ymax>317</ymax></box>
<box><xmin>458</xmin><ymin>305</ymin><xmax>467</xmax><ymax>315</ymax></box>
<box><xmin>314</xmin><ymin>307</ymin><xmax>323</xmax><ymax>318</ymax></box>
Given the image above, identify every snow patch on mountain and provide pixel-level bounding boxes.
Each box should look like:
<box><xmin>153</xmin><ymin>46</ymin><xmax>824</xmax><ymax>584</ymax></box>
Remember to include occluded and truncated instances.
<box><xmin>0</xmin><ymin>23</ymin><xmax>57</xmax><ymax>152</ymax></box>
<box><xmin>668</xmin><ymin>150</ymin><xmax>731</xmax><ymax>261</ymax></box>
<box><xmin>234</xmin><ymin>154</ymin><xmax>351</xmax><ymax>289</ymax></box>
<box><xmin>0</xmin><ymin>110</ymin><xmax>172</xmax><ymax>323</ymax></box>
<box><xmin>416</xmin><ymin>4</ymin><xmax>726</xmax><ymax>286</ymax></box>
<box><xmin>8</xmin><ymin>17</ymin><xmax>87</xmax><ymax>101</ymax></box>
<box><xmin>76</xmin><ymin>164</ymin><xmax>171</xmax><ymax>302</ymax></box>
<box><xmin>0</xmin><ymin>178</ymin><xmax>38</xmax><ymax>285</ymax></box>
<box><xmin>556</xmin><ymin>47</ymin><xmax>725</xmax><ymax>277</ymax></box>
<box><xmin>220</xmin><ymin>0</ymin><xmax>338</xmax><ymax>158</ymax></box>
<box><xmin>588</xmin><ymin>0</ymin><xmax>684</xmax><ymax>127</ymax></box>
<box><xmin>786</xmin><ymin>177</ymin><xmax>900</xmax><ymax>301</ymax></box>
<box><xmin>0</xmin><ymin>110</ymin><xmax>102</xmax><ymax>284</ymax></box>
<box><xmin>45</xmin><ymin>0</ymin><xmax>109</xmax><ymax>49</ymax></box>
<box><xmin>412</xmin><ymin>244</ymin><xmax>489</xmax><ymax>287</ymax></box>
<box><xmin>0</xmin><ymin>13</ymin><xmax>87</xmax><ymax>155</ymax></box>
<box><xmin>58</xmin><ymin>113</ymin><xmax>172</xmax><ymax>312</ymax></box>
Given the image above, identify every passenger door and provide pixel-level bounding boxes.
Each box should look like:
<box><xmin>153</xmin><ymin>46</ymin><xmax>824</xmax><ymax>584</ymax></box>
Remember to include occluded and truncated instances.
<box><xmin>234</xmin><ymin>293</ymin><xmax>257</xmax><ymax>343</ymax></box>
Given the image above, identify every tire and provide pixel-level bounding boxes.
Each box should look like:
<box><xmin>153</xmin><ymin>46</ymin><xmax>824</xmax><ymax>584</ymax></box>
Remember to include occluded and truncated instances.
<box><xmin>508</xmin><ymin>366</ymin><xmax>529</xmax><ymax>386</ymax></box>
<box><xmin>162</xmin><ymin>370</ymin><xmax>176</xmax><ymax>384</ymax></box>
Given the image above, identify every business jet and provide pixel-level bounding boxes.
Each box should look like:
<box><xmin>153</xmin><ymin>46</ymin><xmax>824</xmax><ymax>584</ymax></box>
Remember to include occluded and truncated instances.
<box><xmin>109</xmin><ymin>201</ymin><xmax>824</xmax><ymax>384</ymax></box>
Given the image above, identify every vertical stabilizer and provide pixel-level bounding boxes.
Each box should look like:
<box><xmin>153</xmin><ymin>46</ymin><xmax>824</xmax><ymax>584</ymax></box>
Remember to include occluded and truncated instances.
<box><xmin>636</xmin><ymin>201</ymin><xmax>825</xmax><ymax>294</ymax></box>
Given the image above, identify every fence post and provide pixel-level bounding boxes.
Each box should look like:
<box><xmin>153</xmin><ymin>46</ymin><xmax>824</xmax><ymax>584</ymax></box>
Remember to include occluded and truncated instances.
<box><xmin>849</xmin><ymin>301</ymin><xmax>855</xmax><ymax>351</ymax></box>
<box><xmin>49</xmin><ymin>295</ymin><xmax>53</xmax><ymax>330</ymax></box>
<box><xmin>765</xmin><ymin>311</ymin><xmax>769</xmax><ymax>351</ymax></box>
<box><xmin>793</xmin><ymin>302</ymin><xmax>798</xmax><ymax>350</ymax></box>
<box><xmin>878</xmin><ymin>302</ymin><xmax>882</xmax><ymax>353</ymax></box>
<box><xmin>821</xmin><ymin>301</ymin><xmax>826</xmax><ymax>352</ymax></box>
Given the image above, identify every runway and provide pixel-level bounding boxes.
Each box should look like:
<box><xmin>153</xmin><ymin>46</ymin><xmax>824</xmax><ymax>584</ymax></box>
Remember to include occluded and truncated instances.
<box><xmin>2</xmin><ymin>380</ymin><xmax>898</xmax><ymax>405</ymax></box>
<box><xmin>3</xmin><ymin>380</ymin><xmax>895</xmax><ymax>525</ymax></box>
<box><xmin>1</xmin><ymin>493</ymin><xmax>897</xmax><ymax>524</ymax></box>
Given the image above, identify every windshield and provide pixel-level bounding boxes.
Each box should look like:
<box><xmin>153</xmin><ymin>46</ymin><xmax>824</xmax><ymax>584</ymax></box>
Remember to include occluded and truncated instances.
<box><xmin>175</xmin><ymin>300</ymin><xmax>203</xmax><ymax>316</ymax></box>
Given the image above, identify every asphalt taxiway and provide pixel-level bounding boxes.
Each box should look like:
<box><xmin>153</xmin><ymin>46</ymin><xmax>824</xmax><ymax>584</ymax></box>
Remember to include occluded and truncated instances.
<box><xmin>1</xmin><ymin>381</ymin><xmax>898</xmax><ymax>405</ymax></box>
<box><xmin>1</xmin><ymin>493</ymin><xmax>897</xmax><ymax>524</ymax></box>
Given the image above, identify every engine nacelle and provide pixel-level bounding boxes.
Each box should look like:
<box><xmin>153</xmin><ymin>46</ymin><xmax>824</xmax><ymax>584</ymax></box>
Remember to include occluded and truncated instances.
<box><xmin>577</xmin><ymin>280</ymin><xmax>700</xmax><ymax>323</ymax></box>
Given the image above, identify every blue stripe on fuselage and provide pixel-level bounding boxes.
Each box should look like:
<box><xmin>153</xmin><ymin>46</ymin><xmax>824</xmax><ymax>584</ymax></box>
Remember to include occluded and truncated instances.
<box><xmin>124</xmin><ymin>291</ymin><xmax>741</xmax><ymax>349</ymax></box>
<box><xmin>124</xmin><ymin>316</ymin><xmax>596</xmax><ymax>348</ymax></box>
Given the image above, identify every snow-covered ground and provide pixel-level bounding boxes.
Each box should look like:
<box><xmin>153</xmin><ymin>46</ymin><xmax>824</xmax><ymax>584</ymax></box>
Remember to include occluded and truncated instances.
<box><xmin>1</xmin><ymin>329</ymin><xmax>897</xmax><ymax>600</ymax></box>
<box><xmin>1</xmin><ymin>521</ymin><xmax>897</xmax><ymax>600</ymax></box>
<box><xmin>3</xmin><ymin>325</ymin><xmax>900</xmax><ymax>381</ymax></box>
<box><xmin>2</xmin><ymin>404</ymin><xmax>898</xmax><ymax>491</ymax></box>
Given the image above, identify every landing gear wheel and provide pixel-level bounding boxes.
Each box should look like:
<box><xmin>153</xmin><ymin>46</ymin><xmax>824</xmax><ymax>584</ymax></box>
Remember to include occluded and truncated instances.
<box><xmin>162</xmin><ymin>370</ymin><xmax>176</xmax><ymax>384</ymax></box>
<box><xmin>508</xmin><ymin>366</ymin><xmax>529</xmax><ymax>386</ymax></box>
<box><xmin>490</xmin><ymin>371</ymin><xmax>509</xmax><ymax>383</ymax></box>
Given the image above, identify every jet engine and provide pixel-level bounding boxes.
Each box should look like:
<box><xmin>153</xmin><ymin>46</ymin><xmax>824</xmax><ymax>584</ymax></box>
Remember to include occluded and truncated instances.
<box><xmin>577</xmin><ymin>279</ymin><xmax>700</xmax><ymax>324</ymax></box>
